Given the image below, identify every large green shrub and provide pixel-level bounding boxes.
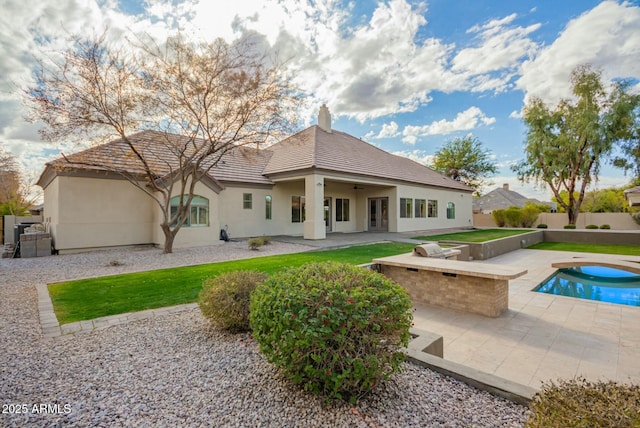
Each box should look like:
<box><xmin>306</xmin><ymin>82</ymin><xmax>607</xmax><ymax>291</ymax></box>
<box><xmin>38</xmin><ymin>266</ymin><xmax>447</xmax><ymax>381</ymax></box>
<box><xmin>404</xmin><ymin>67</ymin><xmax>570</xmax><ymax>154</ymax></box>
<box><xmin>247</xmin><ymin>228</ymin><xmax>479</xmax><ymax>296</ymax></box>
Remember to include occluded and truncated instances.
<box><xmin>503</xmin><ymin>206</ymin><xmax>522</xmax><ymax>228</ymax></box>
<box><xmin>519</xmin><ymin>204</ymin><xmax>540</xmax><ymax>227</ymax></box>
<box><xmin>250</xmin><ymin>261</ymin><xmax>413</xmax><ymax>402</ymax></box>
<box><xmin>493</xmin><ymin>205</ymin><xmax>540</xmax><ymax>228</ymax></box>
<box><xmin>526</xmin><ymin>378</ymin><xmax>640</xmax><ymax>427</ymax></box>
<box><xmin>492</xmin><ymin>209</ymin><xmax>506</xmax><ymax>227</ymax></box>
<box><xmin>198</xmin><ymin>270</ymin><xmax>267</xmax><ymax>332</ymax></box>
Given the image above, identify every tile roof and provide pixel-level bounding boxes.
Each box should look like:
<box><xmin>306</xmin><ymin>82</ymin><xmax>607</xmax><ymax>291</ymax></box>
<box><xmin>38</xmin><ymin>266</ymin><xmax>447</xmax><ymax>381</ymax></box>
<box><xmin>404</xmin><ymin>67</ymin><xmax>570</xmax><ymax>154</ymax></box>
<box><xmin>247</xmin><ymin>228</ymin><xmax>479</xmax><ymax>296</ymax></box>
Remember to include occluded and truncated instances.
<box><xmin>45</xmin><ymin>130</ymin><xmax>180</xmax><ymax>176</ymax></box>
<box><xmin>624</xmin><ymin>186</ymin><xmax>640</xmax><ymax>194</ymax></box>
<box><xmin>40</xmin><ymin>127</ymin><xmax>473</xmax><ymax>192</ymax></box>
<box><xmin>42</xmin><ymin>130</ymin><xmax>272</xmax><ymax>185</ymax></box>
<box><xmin>263</xmin><ymin>125</ymin><xmax>472</xmax><ymax>191</ymax></box>
<box><xmin>473</xmin><ymin>186</ymin><xmax>554</xmax><ymax>212</ymax></box>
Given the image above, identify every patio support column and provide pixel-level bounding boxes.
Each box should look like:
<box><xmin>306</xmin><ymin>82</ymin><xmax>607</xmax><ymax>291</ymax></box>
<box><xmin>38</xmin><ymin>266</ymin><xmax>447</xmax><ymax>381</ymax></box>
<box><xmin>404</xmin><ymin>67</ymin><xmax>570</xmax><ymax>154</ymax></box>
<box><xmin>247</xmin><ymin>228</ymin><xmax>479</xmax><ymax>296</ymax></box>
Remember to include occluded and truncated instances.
<box><xmin>304</xmin><ymin>174</ymin><xmax>326</xmax><ymax>240</ymax></box>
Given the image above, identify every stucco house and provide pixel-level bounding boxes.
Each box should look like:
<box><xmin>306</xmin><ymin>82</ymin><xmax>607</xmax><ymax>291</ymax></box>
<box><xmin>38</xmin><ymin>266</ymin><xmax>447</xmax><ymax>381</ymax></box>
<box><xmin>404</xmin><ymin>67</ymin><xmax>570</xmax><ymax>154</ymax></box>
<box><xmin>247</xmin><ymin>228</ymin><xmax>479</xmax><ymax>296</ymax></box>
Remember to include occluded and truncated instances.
<box><xmin>37</xmin><ymin>106</ymin><xmax>473</xmax><ymax>253</ymax></box>
<box><xmin>624</xmin><ymin>186</ymin><xmax>640</xmax><ymax>207</ymax></box>
<box><xmin>473</xmin><ymin>183</ymin><xmax>556</xmax><ymax>214</ymax></box>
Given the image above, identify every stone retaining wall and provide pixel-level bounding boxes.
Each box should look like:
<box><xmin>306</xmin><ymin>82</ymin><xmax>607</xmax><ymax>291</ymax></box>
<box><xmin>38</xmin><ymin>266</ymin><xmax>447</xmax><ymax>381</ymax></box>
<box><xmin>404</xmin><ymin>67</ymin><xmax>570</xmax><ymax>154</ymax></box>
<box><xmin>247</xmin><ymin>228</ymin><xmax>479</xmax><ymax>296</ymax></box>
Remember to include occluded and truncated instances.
<box><xmin>439</xmin><ymin>231</ymin><xmax>543</xmax><ymax>261</ymax></box>
<box><xmin>542</xmin><ymin>229</ymin><xmax>640</xmax><ymax>246</ymax></box>
<box><xmin>380</xmin><ymin>265</ymin><xmax>509</xmax><ymax>317</ymax></box>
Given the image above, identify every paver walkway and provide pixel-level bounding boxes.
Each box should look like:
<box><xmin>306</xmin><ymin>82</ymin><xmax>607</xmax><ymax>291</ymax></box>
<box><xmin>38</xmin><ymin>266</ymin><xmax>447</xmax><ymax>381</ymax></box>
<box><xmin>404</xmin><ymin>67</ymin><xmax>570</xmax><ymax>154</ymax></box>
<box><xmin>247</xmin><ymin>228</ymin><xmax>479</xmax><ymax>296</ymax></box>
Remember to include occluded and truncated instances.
<box><xmin>412</xmin><ymin>248</ymin><xmax>640</xmax><ymax>389</ymax></box>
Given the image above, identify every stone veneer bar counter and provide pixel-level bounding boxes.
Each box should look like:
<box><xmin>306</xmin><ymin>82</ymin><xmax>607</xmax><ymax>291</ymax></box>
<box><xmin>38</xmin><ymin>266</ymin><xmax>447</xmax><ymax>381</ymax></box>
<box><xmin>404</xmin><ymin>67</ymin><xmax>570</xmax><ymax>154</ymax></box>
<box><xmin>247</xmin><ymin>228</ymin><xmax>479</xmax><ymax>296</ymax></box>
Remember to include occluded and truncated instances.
<box><xmin>373</xmin><ymin>253</ymin><xmax>527</xmax><ymax>317</ymax></box>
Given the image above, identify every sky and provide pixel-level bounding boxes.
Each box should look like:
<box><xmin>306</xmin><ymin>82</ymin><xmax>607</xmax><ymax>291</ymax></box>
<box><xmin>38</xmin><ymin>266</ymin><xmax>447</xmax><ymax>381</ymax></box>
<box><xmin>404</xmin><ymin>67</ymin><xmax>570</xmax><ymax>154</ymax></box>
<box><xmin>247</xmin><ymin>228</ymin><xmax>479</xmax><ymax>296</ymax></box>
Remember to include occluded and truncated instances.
<box><xmin>1</xmin><ymin>0</ymin><xmax>639</xmax><ymax>201</ymax></box>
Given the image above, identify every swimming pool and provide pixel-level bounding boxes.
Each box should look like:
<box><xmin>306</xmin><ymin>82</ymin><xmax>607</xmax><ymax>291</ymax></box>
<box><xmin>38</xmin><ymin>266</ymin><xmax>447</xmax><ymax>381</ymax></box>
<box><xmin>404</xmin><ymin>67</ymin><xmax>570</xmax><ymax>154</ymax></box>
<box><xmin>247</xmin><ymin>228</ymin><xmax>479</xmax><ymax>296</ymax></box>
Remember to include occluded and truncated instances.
<box><xmin>534</xmin><ymin>265</ymin><xmax>640</xmax><ymax>307</ymax></box>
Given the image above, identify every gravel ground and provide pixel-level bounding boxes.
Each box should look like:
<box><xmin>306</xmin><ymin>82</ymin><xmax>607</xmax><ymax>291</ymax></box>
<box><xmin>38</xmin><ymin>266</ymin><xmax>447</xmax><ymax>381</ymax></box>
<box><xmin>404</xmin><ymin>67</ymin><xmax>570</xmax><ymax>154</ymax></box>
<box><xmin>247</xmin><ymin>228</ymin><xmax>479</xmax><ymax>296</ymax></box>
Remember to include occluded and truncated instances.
<box><xmin>1</xmin><ymin>241</ymin><xmax>528</xmax><ymax>427</ymax></box>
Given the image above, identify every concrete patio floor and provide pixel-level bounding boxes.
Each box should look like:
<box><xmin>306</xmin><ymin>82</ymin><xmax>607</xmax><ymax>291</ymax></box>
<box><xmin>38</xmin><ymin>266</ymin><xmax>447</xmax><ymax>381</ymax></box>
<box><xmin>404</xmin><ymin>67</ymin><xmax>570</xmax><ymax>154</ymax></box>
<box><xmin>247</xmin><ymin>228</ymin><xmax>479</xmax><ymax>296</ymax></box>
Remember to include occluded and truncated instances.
<box><xmin>272</xmin><ymin>229</ymin><xmax>466</xmax><ymax>248</ymax></box>
<box><xmin>278</xmin><ymin>231</ymin><xmax>640</xmax><ymax>390</ymax></box>
<box><xmin>412</xmin><ymin>248</ymin><xmax>640</xmax><ymax>390</ymax></box>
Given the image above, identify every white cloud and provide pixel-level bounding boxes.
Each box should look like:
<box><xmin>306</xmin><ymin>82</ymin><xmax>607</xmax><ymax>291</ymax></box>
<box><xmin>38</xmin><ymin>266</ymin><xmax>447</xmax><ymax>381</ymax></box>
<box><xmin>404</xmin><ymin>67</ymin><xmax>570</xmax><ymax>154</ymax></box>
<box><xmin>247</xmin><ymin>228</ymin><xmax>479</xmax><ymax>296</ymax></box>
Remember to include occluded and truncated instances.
<box><xmin>401</xmin><ymin>107</ymin><xmax>496</xmax><ymax>144</ymax></box>
<box><xmin>3</xmin><ymin>0</ymin><xmax>636</xmax><ymax>189</ymax></box>
<box><xmin>309</xmin><ymin>0</ymin><xmax>460</xmax><ymax>121</ymax></box>
<box><xmin>0</xmin><ymin>0</ymin><xmax>157</xmax><ymax>172</ymax></box>
<box><xmin>198</xmin><ymin>0</ymin><xmax>464</xmax><ymax>122</ymax></box>
<box><xmin>517</xmin><ymin>1</ymin><xmax>640</xmax><ymax>105</ymax></box>
<box><xmin>482</xmin><ymin>173</ymin><xmax>634</xmax><ymax>201</ymax></box>
<box><xmin>392</xmin><ymin>149</ymin><xmax>435</xmax><ymax>167</ymax></box>
<box><xmin>480</xmin><ymin>177</ymin><xmax>552</xmax><ymax>200</ymax></box>
<box><xmin>495</xmin><ymin>158</ymin><xmax>519</xmax><ymax>169</ymax></box>
<box><xmin>453</xmin><ymin>14</ymin><xmax>540</xmax><ymax>76</ymax></box>
<box><xmin>509</xmin><ymin>110</ymin><xmax>523</xmax><ymax>119</ymax></box>
<box><xmin>371</xmin><ymin>121</ymin><xmax>400</xmax><ymax>139</ymax></box>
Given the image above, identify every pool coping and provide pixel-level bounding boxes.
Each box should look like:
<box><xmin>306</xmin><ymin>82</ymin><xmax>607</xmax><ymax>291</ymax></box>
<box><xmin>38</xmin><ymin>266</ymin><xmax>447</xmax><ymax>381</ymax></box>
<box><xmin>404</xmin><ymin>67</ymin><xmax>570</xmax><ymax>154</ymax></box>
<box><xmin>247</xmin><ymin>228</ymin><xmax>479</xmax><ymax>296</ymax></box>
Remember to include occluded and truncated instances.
<box><xmin>552</xmin><ymin>258</ymin><xmax>640</xmax><ymax>274</ymax></box>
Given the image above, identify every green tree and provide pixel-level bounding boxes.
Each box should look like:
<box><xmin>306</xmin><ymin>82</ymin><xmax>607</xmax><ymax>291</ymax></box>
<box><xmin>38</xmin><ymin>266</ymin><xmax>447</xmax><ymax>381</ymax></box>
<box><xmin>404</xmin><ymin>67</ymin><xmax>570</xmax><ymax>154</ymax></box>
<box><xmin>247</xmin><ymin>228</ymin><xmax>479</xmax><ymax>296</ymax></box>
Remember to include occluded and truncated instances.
<box><xmin>0</xmin><ymin>146</ymin><xmax>33</xmax><ymax>215</ymax></box>
<box><xmin>513</xmin><ymin>65</ymin><xmax>640</xmax><ymax>225</ymax></box>
<box><xmin>430</xmin><ymin>136</ymin><xmax>498</xmax><ymax>195</ymax></box>
<box><xmin>552</xmin><ymin>190</ymin><xmax>579</xmax><ymax>214</ymax></box>
<box><xmin>582</xmin><ymin>187</ymin><xmax>628</xmax><ymax>213</ymax></box>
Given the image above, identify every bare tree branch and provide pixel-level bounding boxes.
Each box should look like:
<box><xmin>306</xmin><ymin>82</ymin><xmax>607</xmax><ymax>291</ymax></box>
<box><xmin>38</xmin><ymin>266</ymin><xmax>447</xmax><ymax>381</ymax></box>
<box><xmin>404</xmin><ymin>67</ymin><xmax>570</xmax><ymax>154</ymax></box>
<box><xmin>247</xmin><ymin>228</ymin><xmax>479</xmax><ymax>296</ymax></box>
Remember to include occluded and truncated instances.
<box><xmin>26</xmin><ymin>29</ymin><xmax>301</xmax><ymax>252</ymax></box>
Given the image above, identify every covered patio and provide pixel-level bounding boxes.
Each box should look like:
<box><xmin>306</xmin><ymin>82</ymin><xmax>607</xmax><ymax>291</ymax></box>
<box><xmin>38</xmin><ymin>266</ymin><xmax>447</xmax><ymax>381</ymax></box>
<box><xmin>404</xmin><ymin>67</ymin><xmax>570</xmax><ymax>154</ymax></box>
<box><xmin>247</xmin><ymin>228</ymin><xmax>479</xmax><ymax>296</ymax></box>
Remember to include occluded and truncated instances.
<box><xmin>269</xmin><ymin>175</ymin><xmax>396</xmax><ymax>240</ymax></box>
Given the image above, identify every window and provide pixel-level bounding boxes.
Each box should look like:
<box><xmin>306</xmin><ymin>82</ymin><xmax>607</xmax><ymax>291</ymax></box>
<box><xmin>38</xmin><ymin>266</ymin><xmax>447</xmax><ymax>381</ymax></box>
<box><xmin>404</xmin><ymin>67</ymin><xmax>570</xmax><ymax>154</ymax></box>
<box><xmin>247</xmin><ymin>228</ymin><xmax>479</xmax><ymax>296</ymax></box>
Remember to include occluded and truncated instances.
<box><xmin>265</xmin><ymin>195</ymin><xmax>272</xmax><ymax>220</ymax></box>
<box><xmin>243</xmin><ymin>193</ymin><xmax>253</xmax><ymax>209</ymax></box>
<box><xmin>447</xmin><ymin>202</ymin><xmax>456</xmax><ymax>219</ymax></box>
<box><xmin>170</xmin><ymin>195</ymin><xmax>209</xmax><ymax>227</ymax></box>
<box><xmin>400</xmin><ymin>198</ymin><xmax>412</xmax><ymax>218</ymax></box>
<box><xmin>336</xmin><ymin>198</ymin><xmax>350</xmax><ymax>222</ymax></box>
<box><xmin>428</xmin><ymin>200</ymin><xmax>438</xmax><ymax>218</ymax></box>
<box><xmin>291</xmin><ymin>196</ymin><xmax>306</xmax><ymax>223</ymax></box>
<box><xmin>415</xmin><ymin>199</ymin><xmax>426</xmax><ymax>218</ymax></box>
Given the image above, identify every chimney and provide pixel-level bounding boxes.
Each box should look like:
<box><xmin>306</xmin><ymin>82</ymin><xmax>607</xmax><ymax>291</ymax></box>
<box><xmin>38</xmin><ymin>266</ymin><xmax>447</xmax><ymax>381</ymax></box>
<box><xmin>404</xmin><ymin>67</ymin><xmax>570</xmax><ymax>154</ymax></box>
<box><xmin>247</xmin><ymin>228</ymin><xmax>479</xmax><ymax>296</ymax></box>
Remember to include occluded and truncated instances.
<box><xmin>318</xmin><ymin>104</ymin><xmax>332</xmax><ymax>133</ymax></box>
<box><xmin>503</xmin><ymin>183</ymin><xmax>509</xmax><ymax>191</ymax></box>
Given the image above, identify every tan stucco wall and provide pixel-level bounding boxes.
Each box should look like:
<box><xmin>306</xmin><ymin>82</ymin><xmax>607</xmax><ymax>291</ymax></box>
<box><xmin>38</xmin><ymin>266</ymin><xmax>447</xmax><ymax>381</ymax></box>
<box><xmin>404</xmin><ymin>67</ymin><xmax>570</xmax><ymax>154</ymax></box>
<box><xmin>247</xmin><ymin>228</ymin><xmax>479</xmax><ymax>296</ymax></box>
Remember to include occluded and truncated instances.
<box><xmin>44</xmin><ymin>170</ymin><xmax>475</xmax><ymax>252</ymax></box>
<box><xmin>42</xmin><ymin>177</ymin><xmax>60</xmax><ymax>244</ymax></box>
<box><xmin>218</xmin><ymin>181</ymin><xmax>306</xmax><ymax>238</ymax></box>
<box><xmin>394</xmin><ymin>184</ymin><xmax>473</xmax><ymax>232</ymax></box>
<box><xmin>152</xmin><ymin>181</ymin><xmax>222</xmax><ymax>249</ymax></box>
<box><xmin>324</xmin><ymin>181</ymin><xmax>359</xmax><ymax>233</ymax></box>
<box><xmin>45</xmin><ymin>176</ymin><xmax>155</xmax><ymax>252</ymax></box>
<box><xmin>473</xmin><ymin>212</ymin><xmax>640</xmax><ymax>230</ymax></box>
<box><xmin>626</xmin><ymin>193</ymin><xmax>640</xmax><ymax>206</ymax></box>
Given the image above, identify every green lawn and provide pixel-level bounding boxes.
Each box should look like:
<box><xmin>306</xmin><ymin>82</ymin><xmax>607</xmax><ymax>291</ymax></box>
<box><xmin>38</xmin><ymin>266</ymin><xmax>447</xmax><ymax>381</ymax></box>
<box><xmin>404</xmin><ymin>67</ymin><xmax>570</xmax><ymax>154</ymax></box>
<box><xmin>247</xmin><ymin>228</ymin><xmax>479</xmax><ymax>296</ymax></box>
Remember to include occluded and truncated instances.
<box><xmin>49</xmin><ymin>242</ymin><xmax>415</xmax><ymax>324</ymax></box>
<box><xmin>413</xmin><ymin>228</ymin><xmax>534</xmax><ymax>243</ymax></box>
<box><xmin>526</xmin><ymin>242</ymin><xmax>640</xmax><ymax>256</ymax></box>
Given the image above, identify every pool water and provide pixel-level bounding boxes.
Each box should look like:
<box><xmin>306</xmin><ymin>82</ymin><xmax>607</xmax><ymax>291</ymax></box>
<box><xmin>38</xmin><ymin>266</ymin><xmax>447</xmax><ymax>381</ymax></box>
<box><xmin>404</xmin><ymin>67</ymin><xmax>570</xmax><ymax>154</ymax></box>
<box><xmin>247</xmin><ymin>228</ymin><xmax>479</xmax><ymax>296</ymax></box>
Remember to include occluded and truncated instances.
<box><xmin>534</xmin><ymin>265</ymin><xmax>640</xmax><ymax>307</ymax></box>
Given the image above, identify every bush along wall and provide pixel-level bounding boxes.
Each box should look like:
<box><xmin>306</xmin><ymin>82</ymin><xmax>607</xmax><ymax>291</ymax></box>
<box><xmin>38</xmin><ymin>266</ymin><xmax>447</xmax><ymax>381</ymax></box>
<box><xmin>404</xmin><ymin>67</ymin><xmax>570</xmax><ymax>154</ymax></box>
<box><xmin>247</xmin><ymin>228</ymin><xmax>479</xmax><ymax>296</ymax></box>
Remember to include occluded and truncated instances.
<box><xmin>250</xmin><ymin>261</ymin><xmax>413</xmax><ymax>403</ymax></box>
<box><xmin>492</xmin><ymin>205</ymin><xmax>540</xmax><ymax>228</ymax></box>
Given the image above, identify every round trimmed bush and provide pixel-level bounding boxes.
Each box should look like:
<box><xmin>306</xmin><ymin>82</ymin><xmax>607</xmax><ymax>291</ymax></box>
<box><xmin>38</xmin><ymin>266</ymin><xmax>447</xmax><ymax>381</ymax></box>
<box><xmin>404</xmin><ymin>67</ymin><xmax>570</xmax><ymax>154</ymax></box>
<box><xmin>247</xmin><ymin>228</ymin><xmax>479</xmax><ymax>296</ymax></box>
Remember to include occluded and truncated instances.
<box><xmin>199</xmin><ymin>270</ymin><xmax>267</xmax><ymax>332</ymax></box>
<box><xmin>586</xmin><ymin>224</ymin><xmax>598</xmax><ymax>229</ymax></box>
<box><xmin>600</xmin><ymin>224</ymin><xmax>611</xmax><ymax>229</ymax></box>
<box><xmin>250</xmin><ymin>261</ymin><xmax>413</xmax><ymax>402</ymax></box>
<box><xmin>564</xmin><ymin>224</ymin><xmax>577</xmax><ymax>229</ymax></box>
<box><xmin>536</xmin><ymin>224</ymin><xmax>548</xmax><ymax>229</ymax></box>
